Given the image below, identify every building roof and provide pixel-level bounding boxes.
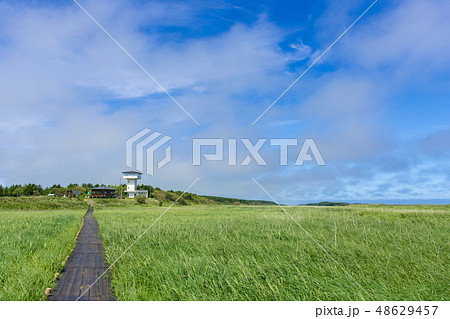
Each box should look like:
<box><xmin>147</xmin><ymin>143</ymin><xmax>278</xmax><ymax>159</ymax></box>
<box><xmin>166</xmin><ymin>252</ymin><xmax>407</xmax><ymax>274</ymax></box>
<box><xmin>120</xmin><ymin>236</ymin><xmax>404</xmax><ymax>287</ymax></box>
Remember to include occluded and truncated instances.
<box><xmin>122</xmin><ymin>170</ymin><xmax>143</xmax><ymax>174</ymax></box>
<box><xmin>89</xmin><ymin>187</ymin><xmax>117</xmax><ymax>191</ymax></box>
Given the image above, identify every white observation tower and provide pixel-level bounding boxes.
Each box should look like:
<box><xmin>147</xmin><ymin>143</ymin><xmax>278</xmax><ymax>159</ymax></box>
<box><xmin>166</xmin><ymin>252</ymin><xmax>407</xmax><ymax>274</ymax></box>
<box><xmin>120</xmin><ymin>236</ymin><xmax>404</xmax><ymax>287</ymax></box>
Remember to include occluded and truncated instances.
<box><xmin>122</xmin><ymin>170</ymin><xmax>148</xmax><ymax>198</ymax></box>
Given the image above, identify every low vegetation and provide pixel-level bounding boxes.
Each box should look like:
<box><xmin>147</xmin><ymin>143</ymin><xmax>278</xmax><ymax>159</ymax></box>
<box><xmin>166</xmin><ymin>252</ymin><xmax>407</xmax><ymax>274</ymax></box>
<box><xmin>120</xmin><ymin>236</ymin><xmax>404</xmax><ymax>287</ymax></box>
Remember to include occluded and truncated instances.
<box><xmin>89</xmin><ymin>191</ymin><xmax>275</xmax><ymax>207</ymax></box>
<box><xmin>0</xmin><ymin>209</ymin><xmax>86</xmax><ymax>300</ymax></box>
<box><xmin>304</xmin><ymin>202</ymin><xmax>350</xmax><ymax>206</ymax></box>
<box><xmin>135</xmin><ymin>195</ymin><xmax>147</xmax><ymax>204</ymax></box>
<box><xmin>0</xmin><ymin>183</ymin><xmax>276</xmax><ymax>206</ymax></box>
<box><xmin>0</xmin><ymin>196</ymin><xmax>447</xmax><ymax>301</ymax></box>
<box><xmin>0</xmin><ymin>196</ymin><xmax>88</xmax><ymax>210</ymax></box>
<box><xmin>95</xmin><ymin>204</ymin><xmax>449</xmax><ymax>301</ymax></box>
<box><xmin>200</xmin><ymin>195</ymin><xmax>275</xmax><ymax>206</ymax></box>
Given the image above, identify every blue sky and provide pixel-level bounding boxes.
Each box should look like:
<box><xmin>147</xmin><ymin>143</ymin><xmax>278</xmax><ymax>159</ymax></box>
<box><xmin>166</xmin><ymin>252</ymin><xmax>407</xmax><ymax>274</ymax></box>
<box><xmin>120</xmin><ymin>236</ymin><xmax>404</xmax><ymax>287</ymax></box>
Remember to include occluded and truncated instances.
<box><xmin>0</xmin><ymin>0</ymin><xmax>449</xmax><ymax>204</ymax></box>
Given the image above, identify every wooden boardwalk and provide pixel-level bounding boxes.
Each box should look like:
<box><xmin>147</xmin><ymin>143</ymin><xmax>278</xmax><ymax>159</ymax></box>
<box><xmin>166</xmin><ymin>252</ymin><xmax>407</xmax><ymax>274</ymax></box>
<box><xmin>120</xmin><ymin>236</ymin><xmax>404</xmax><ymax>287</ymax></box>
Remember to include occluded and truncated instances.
<box><xmin>49</xmin><ymin>207</ymin><xmax>116</xmax><ymax>301</ymax></box>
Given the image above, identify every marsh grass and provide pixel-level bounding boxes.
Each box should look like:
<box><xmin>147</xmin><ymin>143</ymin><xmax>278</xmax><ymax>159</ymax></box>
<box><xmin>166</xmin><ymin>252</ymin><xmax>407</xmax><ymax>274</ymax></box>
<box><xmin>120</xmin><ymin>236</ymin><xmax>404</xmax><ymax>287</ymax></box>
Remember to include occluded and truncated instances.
<box><xmin>0</xmin><ymin>196</ymin><xmax>88</xmax><ymax>210</ymax></box>
<box><xmin>0</xmin><ymin>209</ymin><xmax>86</xmax><ymax>300</ymax></box>
<box><xmin>95</xmin><ymin>205</ymin><xmax>449</xmax><ymax>301</ymax></box>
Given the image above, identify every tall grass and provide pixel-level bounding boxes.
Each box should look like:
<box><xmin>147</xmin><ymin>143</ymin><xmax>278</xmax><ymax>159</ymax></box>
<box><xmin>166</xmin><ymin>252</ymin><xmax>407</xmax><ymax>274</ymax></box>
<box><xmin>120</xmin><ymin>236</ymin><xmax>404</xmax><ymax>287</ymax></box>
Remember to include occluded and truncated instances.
<box><xmin>0</xmin><ymin>209</ymin><xmax>86</xmax><ymax>300</ymax></box>
<box><xmin>0</xmin><ymin>196</ymin><xmax>88</xmax><ymax>210</ymax></box>
<box><xmin>95</xmin><ymin>205</ymin><xmax>449</xmax><ymax>300</ymax></box>
<box><xmin>92</xmin><ymin>197</ymin><xmax>160</xmax><ymax>209</ymax></box>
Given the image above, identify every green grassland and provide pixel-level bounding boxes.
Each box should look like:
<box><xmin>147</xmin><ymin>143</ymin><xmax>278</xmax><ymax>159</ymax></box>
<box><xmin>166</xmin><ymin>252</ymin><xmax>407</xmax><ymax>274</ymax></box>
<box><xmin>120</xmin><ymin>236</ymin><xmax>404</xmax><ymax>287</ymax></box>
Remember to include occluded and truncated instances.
<box><xmin>0</xmin><ymin>196</ymin><xmax>88</xmax><ymax>210</ymax></box>
<box><xmin>0</xmin><ymin>196</ymin><xmax>448</xmax><ymax>301</ymax></box>
<box><xmin>0</xmin><ymin>198</ymin><xmax>87</xmax><ymax>300</ymax></box>
<box><xmin>95</xmin><ymin>205</ymin><xmax>449</xmax><ymax>301</ymax></box>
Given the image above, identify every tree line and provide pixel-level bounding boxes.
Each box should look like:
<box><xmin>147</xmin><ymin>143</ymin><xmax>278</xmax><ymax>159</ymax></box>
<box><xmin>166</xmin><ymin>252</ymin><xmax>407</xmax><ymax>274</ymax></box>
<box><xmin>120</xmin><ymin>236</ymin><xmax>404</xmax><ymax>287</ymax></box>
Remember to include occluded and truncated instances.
<box><xmin>0</xmin><ymin>183</ymin><xmax>91</xmax><ymax>197</ymax></box>
<box><xmin>0</xmin><ymin>183</ymin><xmax>153</xmax><ymax>197</ymax></box>
<box><xmin>0</xmin><ymin>183</ymin><xmax>276</xmax><ymax>206</ymax></box>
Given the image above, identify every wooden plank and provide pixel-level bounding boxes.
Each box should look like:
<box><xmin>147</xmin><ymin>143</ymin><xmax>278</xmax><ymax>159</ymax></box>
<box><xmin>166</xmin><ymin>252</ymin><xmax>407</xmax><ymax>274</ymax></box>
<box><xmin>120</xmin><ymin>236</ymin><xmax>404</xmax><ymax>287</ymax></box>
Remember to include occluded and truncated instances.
<box><xmin>74</xmin><ymin>243</ymin><xmax>104</xmax><ymax>254</ymax></box>
<box><xmin>66</xmin><ymin>253</ymin><xmax>87</xmax><ymax>268</ymax></box>
<box><xmin>49</xmin><ymin>207</ymin><xmax>116</xmax><ymax>301</ymax></box>
<box><xmin>58</xmin><ymin>269</ymin><xmax>77</xmax><ymax>298</ymax></box>
<box><xmin>89</xmin><ymin>268</ymin><xmax>100</xmax><ymax>299</ymax></box>
<box><xmin>49</xmin><ymin>271</ymin><xmax>66</xmax><ymax>299</ymax></box>
<box><xmin>69</xmin><ymin>268</ymin><xmax>84</xmax><ymax>298</ymax></box>
<box><xmin>85</xmin><ymin>254</ymin><xmax>97</xmax><ymax>268</ymax></box>
<box><xmin>96</xmin><ymin>269</ymin><xmax>108</xmax><ymax>298</ymax></box>
<box><xmin>77</xmin><ymin>236</ymin><xmax>101</xmax><ymax>245</ymax></box>
<box><xmin>50</xmin><ymin>271</ymin><xmax>69</xmax><ymax>300</ymax></box>
<box><xmin>80</xmin><ymin>268</ymin><xmax>93</xmax><ymax>300</ymax></box>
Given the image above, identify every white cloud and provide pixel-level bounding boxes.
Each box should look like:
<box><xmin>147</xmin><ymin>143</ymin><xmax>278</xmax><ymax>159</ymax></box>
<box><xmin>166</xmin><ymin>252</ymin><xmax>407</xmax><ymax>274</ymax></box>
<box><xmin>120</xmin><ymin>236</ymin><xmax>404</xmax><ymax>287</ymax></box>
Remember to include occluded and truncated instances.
<box><xmin>333</xmin><ymin>0</ymin><xmax>450</xmax><ymax>85</ymax></box>
<box><xmin>0</xmin><ymin>0</ymin><xmax>448</xmax><ymax>204</ymax></box>
<box><xmin>0</xmin><ymin>0</ymin><xmax>301</xmax><ymax>187</ymax></box>
<box><xmin>288</xmin><ymin>40</ymin><xmax>312</xmax><ymax>61</ymax></box>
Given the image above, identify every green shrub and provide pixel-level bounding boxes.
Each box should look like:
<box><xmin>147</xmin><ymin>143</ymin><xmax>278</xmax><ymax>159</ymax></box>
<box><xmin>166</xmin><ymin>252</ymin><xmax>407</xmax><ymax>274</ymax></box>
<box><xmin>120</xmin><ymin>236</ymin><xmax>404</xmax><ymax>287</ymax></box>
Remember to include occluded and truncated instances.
<box><xmin>176</xmin><ymin>197</ymin><xmax>187</xmax><ymax>206</ymax></box>
<box><xmin>154</xmin><ymin>191</ymin><xmax>166</xmax><ymax>206</ymax></box>
<box><xmin>135</xmin><ymin>195</ymin><xmax>147</xmax><ymax>204</ymax></box>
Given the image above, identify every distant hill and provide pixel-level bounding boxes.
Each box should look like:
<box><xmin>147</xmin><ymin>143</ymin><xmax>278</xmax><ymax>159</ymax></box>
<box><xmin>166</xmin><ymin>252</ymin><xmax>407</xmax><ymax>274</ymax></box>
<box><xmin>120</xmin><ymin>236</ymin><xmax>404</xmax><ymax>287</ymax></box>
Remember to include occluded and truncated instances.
<box><xmin>200</xmin><ymin>195</ymin><xmax>275</xmax><ymax>206</ymax></box>
<box><xmin>302</xmin><ymin>201</ymin><xmax>350</xmax><ymax>206</ymax></box>
<box><xmin>0</xmin><ymin>182</ymin><xmax>276</xmax><ymax>206</ymax></box>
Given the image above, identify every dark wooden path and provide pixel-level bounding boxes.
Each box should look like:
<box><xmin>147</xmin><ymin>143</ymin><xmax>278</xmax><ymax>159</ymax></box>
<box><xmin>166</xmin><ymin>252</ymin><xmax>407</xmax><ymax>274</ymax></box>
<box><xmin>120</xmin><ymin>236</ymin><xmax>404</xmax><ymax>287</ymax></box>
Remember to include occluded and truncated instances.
<box><xmin>49</xmin><ymin>206</ymin><xmax>116</xmax><ymax>301</ymax></box>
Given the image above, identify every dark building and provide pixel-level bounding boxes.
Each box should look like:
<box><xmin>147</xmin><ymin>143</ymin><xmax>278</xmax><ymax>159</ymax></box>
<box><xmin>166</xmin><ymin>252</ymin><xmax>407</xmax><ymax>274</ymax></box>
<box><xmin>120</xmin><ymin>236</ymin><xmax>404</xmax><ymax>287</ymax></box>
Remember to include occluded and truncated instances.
<box><xmin>66</xmin><ymin>190</ymin><xmax>81</xmax><ymax>198</ymax></box>
<box><xmin>89</xmin><ymin>187</ymin><xmax>118</xmax><ymax>198</ymax></box>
